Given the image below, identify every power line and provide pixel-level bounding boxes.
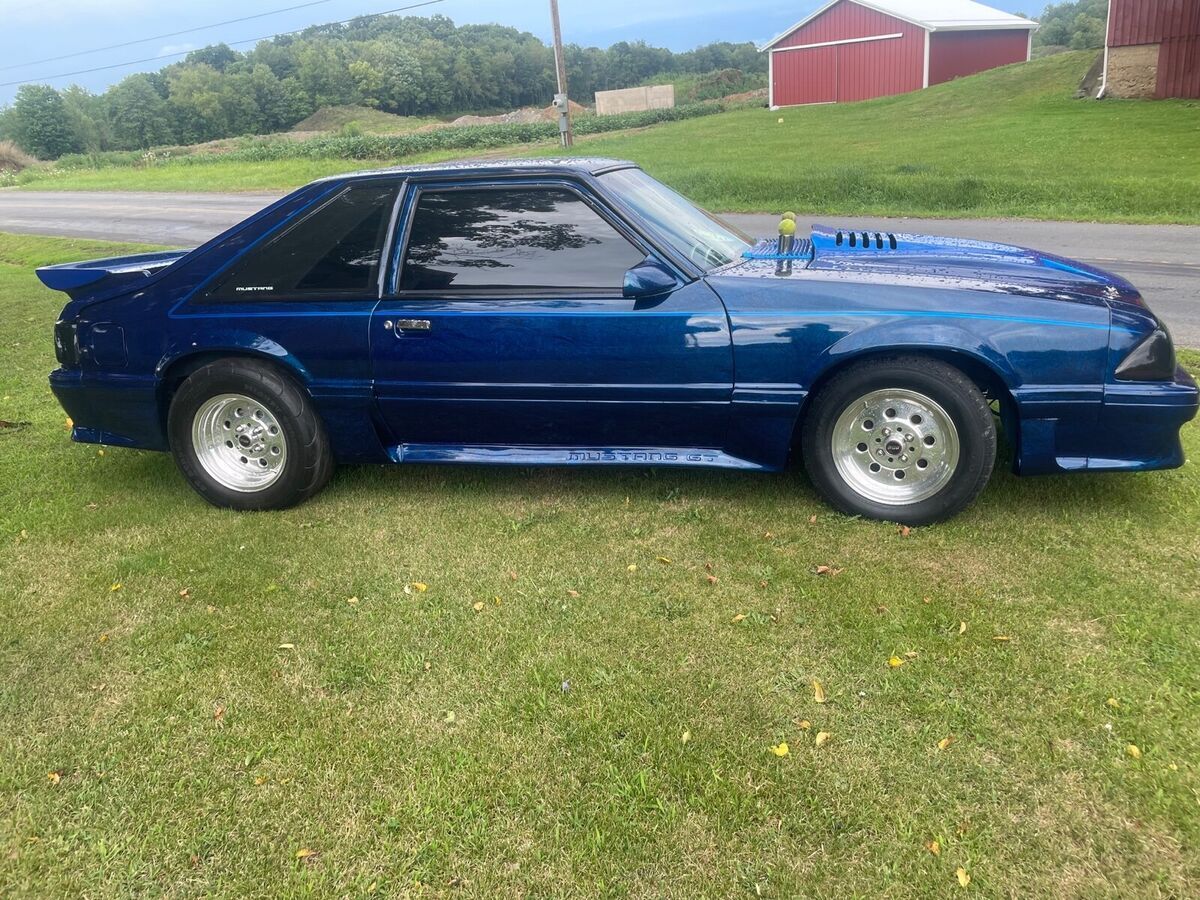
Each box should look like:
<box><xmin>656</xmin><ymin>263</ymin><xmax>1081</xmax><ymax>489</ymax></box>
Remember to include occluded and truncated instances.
<box><xmin>0</xmin><ymin>0</ymin><xmax>446</xmax><ymax>88</ymax></box>
<box><xmin>0</xmin><ymin>0</ymin><xmax>342</xmax><ymax>73</ymax></box>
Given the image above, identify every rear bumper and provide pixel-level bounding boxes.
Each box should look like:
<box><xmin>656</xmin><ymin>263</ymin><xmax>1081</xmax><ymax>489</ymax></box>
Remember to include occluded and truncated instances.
<box><xmin>49</xmin><ymin>368</ymin><xmax>168</xmax><ymax>451</ymax></box>
<box><xmin>1016</xmin><ymin>366</ymin><xmax>1198</xmax><ymax>474</ymax></box>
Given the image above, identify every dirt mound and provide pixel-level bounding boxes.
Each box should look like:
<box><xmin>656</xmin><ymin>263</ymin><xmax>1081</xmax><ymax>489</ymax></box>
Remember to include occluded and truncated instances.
<box><xmin>450</xmin><ymin>100</ymin><xmax>588</xmax><ymax>127</ymax></box>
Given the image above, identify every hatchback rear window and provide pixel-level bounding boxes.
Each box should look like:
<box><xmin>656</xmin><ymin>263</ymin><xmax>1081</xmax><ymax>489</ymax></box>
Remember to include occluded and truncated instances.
<box><xmin>205</xmin><ymin>183</ymin><xmax>397</xmax><ymax>300</ymax></box>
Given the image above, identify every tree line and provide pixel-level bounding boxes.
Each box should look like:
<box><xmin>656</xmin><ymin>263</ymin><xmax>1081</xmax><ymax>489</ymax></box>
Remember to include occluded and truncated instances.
<box><xmin>1032</xmin><ymin>0</ymin><xmax>1108</xmax><ymax>51</ymax></box>
<box><xmin>0</xmin><ymin>14</ymin><xmax>765</xmax><ymax>159</ymax></box>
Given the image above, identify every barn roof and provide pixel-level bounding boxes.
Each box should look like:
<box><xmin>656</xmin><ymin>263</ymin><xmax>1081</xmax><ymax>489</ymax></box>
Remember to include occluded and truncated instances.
<box><xmin>761</xmin><ymin>0</ymin><xmax>1038</xmax><ymax>50</ymax></box>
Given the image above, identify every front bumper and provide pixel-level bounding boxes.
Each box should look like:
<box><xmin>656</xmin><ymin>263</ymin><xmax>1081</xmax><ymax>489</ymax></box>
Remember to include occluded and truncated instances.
<box><xmin>1014</xmin><ymin>365</ymin><xmax>1198</xmax><ymax>475</ymax></box>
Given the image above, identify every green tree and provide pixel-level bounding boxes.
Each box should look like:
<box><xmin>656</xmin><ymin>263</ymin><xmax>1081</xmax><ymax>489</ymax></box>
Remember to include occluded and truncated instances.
<box><xmin>1034</xmin><ymin>0</ymin><xmax>1108</xmax><ymax>50</ymax></box>
<box><xmin>107</xmin><ymin>74</ymin><xmax>174</xmax><ymax>149</ymax></box>
<box><xmin>11</xmin><ymin>84</ymin><xmax>78</xmax><ymax>159</ymax></box>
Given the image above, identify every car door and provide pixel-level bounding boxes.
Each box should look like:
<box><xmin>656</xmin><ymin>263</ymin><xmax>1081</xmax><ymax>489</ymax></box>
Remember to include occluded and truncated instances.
<box><xmin>369</xmin><ymin>178</ymin><xmax>733</xmax><ymax>455</ymax></box>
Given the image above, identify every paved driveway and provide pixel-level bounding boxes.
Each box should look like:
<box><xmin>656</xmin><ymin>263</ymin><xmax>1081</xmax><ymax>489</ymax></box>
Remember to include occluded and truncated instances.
<box><xmin>2</xmin><ymin>190</ymin><xmax>1197</xmax><ymax>346</ymax></box>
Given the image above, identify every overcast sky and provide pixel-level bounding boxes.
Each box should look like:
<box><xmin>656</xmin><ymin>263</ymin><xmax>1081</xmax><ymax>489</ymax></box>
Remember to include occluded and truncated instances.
<box><xmin>0</xmin><ymin>0</ymin><xmax>1041</xmax><ymax>105</ymax></box>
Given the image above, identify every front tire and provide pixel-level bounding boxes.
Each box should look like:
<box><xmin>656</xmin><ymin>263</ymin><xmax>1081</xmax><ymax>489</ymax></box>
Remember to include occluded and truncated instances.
<box><xmin>801</xmin><ymin>357</ymin><xmax>996</xmax><ymax>525</ymax></box>
<box><xmin>168</xmin><ymin>359</ymin><xmax>332</xmax><ymax>510</ymax></box>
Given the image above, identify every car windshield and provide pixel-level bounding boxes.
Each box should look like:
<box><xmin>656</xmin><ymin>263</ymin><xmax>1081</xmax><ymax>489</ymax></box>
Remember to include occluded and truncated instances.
<box><xmin>600</xmin><ymin>168</ymin><xmax>752</xmax><ymax>271</ymax></box>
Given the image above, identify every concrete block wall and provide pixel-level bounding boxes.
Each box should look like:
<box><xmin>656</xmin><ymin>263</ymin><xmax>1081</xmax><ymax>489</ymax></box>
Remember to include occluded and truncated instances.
<box><xmin>595</xmin><ymin>84</ymin><xmax>675</xmax><ymax>115</ymax></box>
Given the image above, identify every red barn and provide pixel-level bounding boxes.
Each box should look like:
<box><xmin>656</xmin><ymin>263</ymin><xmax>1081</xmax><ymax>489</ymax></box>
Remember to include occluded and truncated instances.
<box><xmin>763</xmin><ymin>0</ymin><xmax>1038</xmax><ymax>108</ymax></box>
<box><xmin>1102</xmin><ymin>0</ymin><xmax>1200</xmax><ymax>99</ymax></box>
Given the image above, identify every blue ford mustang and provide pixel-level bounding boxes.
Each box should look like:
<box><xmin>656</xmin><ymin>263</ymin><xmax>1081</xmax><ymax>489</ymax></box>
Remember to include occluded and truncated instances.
<box><xmin>41</xmin><ymin>158</ymin><xmax>1197</xmax><ymax>523</ymax></box>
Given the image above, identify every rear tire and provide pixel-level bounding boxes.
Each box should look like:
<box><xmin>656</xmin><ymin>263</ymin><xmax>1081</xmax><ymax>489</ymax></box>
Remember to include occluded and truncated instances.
<box><xmin>167</xmin><ymin>359</ymin><xmax>332</xmax><ymax>510</ymax></box>
<box><xmin>801</xmin><ymin>356</ymin><xmax>996</xmax><ymax>525</ymax></box>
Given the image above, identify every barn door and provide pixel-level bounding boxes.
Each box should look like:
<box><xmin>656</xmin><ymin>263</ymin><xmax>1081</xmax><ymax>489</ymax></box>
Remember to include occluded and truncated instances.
<box><xmin>773</xmin><ymin>45</ymin><xmax>837</xmax><ymax>106</ymax></box>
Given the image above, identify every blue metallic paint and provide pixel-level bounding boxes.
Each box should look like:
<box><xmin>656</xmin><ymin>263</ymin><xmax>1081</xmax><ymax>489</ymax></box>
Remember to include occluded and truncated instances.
<box><xmin>37</xmin><ymin>158</ymin><xmax>1197</xmax><ymax>486</ymax></box>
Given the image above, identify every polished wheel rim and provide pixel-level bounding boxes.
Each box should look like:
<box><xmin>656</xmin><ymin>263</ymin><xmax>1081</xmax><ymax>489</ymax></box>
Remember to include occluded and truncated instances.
<box><xmin>191</xmin><ymin>393</ymin><xmax>287</xmax><ymax>492</ymax></box>
<box><xmin>831</xmin><ymin>388</ymin><xmax>960</xmax><ymax>506</ymax></box>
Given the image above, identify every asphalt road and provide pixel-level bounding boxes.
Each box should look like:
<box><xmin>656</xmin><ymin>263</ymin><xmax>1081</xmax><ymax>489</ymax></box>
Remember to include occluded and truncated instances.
<box><xmin>2</xmin><ymin>190</ymin><xmax>1197</xmax><ymax>346</ymax></box>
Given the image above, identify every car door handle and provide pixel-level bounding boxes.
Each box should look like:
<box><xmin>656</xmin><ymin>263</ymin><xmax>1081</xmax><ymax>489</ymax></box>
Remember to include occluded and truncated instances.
<box><xmin>384</xmin><ymin>318</ymin><xmax>432</xmax><ymax>334</ymax></box>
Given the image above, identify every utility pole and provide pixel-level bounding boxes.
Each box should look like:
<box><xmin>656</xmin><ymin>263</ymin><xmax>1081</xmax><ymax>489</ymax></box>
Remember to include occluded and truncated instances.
<box><xmin>549</xmin><ymin>0</ymin><xmax>574</xmax><ymax>147</ymax></box>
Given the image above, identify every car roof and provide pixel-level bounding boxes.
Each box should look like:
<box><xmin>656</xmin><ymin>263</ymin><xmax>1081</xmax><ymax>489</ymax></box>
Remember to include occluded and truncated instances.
<box><xmin>313</xmin><ymin>157</ymin><xmax>639</xmax><ymax>184</ymax></box>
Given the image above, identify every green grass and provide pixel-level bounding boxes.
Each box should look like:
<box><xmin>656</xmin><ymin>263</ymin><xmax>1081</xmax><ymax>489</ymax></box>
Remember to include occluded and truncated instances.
<box><xmin>290</xmin><ymin>106</ymin><xmax>442</xmax><ymax>134</ymax></box>
<box><xmin>2</xmin><ymin>232</ymin><xmax>1199</xmax><ymax>896</ymax></box>
<box><xmin>552</xmin><ymin>51</ymin><xmax>1200</xmax><ymax>222</ymax></box>
<box><xmin>11</xmin><ymin>52</ymin><xmax>1200</xmax><ymax>224</ymax></box>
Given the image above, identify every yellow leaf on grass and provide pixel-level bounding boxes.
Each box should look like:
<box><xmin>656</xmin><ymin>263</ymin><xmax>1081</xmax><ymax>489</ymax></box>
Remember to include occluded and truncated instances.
<box><xmin>404</xmin><ymin>581</ymin><xmax>428</xmax><ymax>594</ymax></box>
<box><xmin>443</xmin><ymin>711</ymin><xmax>456</xmax><ymax>724</ymax></box>
<box><xmin>179</xmin><ymin>588</ymin><xmax>190</xmax><ymax>598</ymax></box>
<box><xmin>959</xmin><ymin>621</ymin><xmax>968</xmax><ymax>635</ymax></box>
<box><xmin>472</xmin><ymin>601</ymin><xmax>485</xmax><ymax>612</ymax></box>
<box><xmin>731</xmin><ymin>613</ymin><xmax>747</xmax><ymax>623</ymax></box>
<box><xmin>254</xmin><ymin>775</ymin><xmax>268</xmax><ymax>785</ymax></box>
<box><xmin>47</xmin><ymin>771</ymin><xmax>62</xmax><ymax>785</ymax></box>
<box><xmin>681</xmin><ymin>730</ymin><xmax>691</xmax><ymax>744</ymax></box>
<box><xmin>493</xmin><ymin>595</ymin><xmax>502</xmax><ymax>606</ymax></box>
<box><xmin>278</xmin><ymin>643</ymin><xmax>295</xmax><ymax>650</ymax></box>
<box><xmin>627</xmin><ymin>564</ymin><xmax>637</xmax><ymax>572</ymax></box>
<box><xmin>706</xmin><ymin>574</ymin><xmax>718</xmax><ymax>585</ymax></box>
<box><xmin>1106</xmin><ymin>697</ymin><xmax>1120</xmax><ymax>709</ymax></box>
<box><xmin>347</xmin><ymin>596</ymin><xmax>360</xmax><ymax>605</ymax></box>
<box><xmin>956</xmin><ymin>867</ymin><xmax>970</xmax><ymax>887</ymax></box>
<box><xmin>797</xmin><ymin>719</ymin><xmax>811</xmax><ymax>730</ymax></box>
<box><xmin>993</xmin><ymin>635</ymin><xmax>1011</xmax><ymax>642</ymax></box>
<box><xmin>295</xmin><ymin>847</ymin><xmax>318</xmax><ymax>860</ymax></box>
<box><xmin>657</xmin><ymin>556</ymin><xmax>672</xmax><ymax>564</ymax></box>
<box><xmin>888</xmin><ymin>656</ymin><xmax>904</xmax><ymax>668</ymax></box>
<box><xmin>213</xmin><ymin>705</ymin><xmax>226</xmax><ymax>722</ymax></box>
<box><xmin>813</xmin><ymin>680</ymin><xmax>827</xmax><ymax>704</ymax></box>
<box><xmin>815</xmin><ymin>731</ymin><xmax>831</xmax><ymax>747</ymax></box>
<box><xmin>109</xmin><ymin>583</ymin><xmax>122</xmax><ymax>592</ymax></box>
<box><xmin>904</xmin><ymin>651</ymin><xmax>919</xmax><ymax>659</ymax></box>
<box><xmin>98</xmin><ymin>633</ymin><xmax>109</xmax><ymax>644</ymax></box>
<box><xmin>898</xmin><ymin>525</ymin><xmax>912</xmax><ymax>537</ymax></box>
<box><xmin>769</xmin><ymin>742</ymin><xmax>789</xmax><ymax>757</ymax></box>
<box><xmin>1126</xmin><ymin>744</ymin><xmax>1142</xmax><ymax>759</ymax></box>
<box><xmin>937</xmin><ymin>735</ymin><xmax>955</xmax><ymax>751</ymax></box>
<box><xmin>925</xmin><ymin>839</ymin><xmax>941</xmax><ymax>856</ymax></box>
<box><xmin>814</xmin><ymin>565</ymin><xmax>843</xmax><ymax>576</ymax></box>
<box><xmin>65</xmin><ymin>417</ymin><xmax>73</xmax><ymax>429</ymax></box>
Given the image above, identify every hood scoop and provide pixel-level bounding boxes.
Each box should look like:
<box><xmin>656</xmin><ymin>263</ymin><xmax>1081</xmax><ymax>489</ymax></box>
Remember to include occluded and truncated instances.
<box><xmin>834</xmin><ymin>230</ymin><xmax>898</xmax><ymax>250</ymax></box>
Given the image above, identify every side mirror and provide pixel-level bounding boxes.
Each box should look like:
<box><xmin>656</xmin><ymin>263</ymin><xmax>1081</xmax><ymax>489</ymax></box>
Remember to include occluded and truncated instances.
<box><xmin>623</xmin><ymin>258</ymin><xmax>678</xmax><ymax>299</ymax></box>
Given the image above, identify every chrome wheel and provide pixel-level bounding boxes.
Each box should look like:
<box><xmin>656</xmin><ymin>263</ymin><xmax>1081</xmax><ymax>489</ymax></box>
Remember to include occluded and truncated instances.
<box><xmin>191</xmin><ymin>393</ymin><xmax>288</xmax><ymax>493</ymax></box>
<box><xmin>831</xmin><ymin>388</ymin><xmax>960</xmax><ymax>506</ymax></box>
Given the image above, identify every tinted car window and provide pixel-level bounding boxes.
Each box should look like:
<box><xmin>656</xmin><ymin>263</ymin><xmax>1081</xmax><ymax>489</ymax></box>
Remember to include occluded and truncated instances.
<box><xmin>206</xmin><ymin>183</ymin><xmax>397</xmax><ymax>300</ymax></box>
<box><xmin>400</xmin><ymin>187</ymin><xmax>644</xmax><ymax>292</ymax></box>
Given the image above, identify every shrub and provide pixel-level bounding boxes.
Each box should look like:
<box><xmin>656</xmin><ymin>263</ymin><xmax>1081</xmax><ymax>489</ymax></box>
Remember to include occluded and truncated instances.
<box><xmin>0</xmin><ymin>139</ymin><xmax>37</xmax><ymax>172</ymax></box>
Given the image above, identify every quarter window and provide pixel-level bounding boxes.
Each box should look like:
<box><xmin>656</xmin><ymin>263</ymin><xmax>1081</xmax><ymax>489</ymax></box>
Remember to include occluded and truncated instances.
<box><xmin>399</xmin><ymin>187</ymin><xmax>645</xmax><ymax>292</ymax></box>
<box><xmin>205</xmin><ymin>183</ymin><xmax>397</xmax><ymax>300</ymax></box>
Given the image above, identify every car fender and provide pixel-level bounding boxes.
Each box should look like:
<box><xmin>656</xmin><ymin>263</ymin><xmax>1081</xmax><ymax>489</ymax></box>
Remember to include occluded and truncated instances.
<box><xmin>810</xmin><ymin>317</ymin><xmax>1021</xmax><ymax>392</ymax></box>
<box><xmin>155</xmin><ymin>329</ymin><xmax>315</xmax><ymax>386</ymax></box>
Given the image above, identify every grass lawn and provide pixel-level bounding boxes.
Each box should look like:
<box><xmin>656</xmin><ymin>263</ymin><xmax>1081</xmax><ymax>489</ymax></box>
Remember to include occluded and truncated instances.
<box><xmin>2</xmin><ymin>232</ymin><xmax>1199</xmax><ymax>896</ymax></box>
<box><xmin>12</xmin><ymin>52</ymin><xmax>1200</xmax><ymax>224</ymax></box>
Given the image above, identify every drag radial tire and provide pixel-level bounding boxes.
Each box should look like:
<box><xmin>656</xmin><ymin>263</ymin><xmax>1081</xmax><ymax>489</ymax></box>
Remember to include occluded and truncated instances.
<box><xmin>168</xmin><ymin>359</ymin><xmax>333</xmax><ymax>510</ymax></box>
<box><xmin>801</xmin><ymin>357</ymin><xmax>996</xmax><ymax>525</ymax></box>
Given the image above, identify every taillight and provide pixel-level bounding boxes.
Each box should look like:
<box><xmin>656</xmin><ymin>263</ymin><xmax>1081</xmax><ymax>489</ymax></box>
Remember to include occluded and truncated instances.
<box><xmin>54</xmin><ymin>320</ymin><xmax>79</xmax><ymax>366</ymax></box>
<box><xmin>1115</xmin><ymin>327</ymin><xmax>1176</xmax><ymax>381</ymax></box>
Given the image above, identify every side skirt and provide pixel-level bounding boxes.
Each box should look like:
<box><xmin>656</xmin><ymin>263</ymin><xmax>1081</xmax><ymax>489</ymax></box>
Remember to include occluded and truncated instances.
<box><xmin>387</xmin><ymin>444</ymin><xmax>769</xmax><ymax>470</ymax></box>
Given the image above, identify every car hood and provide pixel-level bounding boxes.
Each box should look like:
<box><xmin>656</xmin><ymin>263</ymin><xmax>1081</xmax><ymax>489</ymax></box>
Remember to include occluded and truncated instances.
<box><xmin>722</xmin><ymin>224</ymin><xmax>1145</xmax><ymax>310</ymax></box>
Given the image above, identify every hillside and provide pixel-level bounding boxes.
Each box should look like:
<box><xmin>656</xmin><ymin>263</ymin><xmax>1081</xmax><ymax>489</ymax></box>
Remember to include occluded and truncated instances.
<box><xmin>12</xmin><ymin>52</ymin><xmax>1200</xmax><ymax>223</ymax></box>
<box><xmin>549</xmin><ymin>52</ymin><xmax>1200</xmax><ymax>222</ymax></box>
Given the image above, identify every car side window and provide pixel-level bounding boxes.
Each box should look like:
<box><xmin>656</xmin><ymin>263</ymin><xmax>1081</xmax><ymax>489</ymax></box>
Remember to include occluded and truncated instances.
<box><xmin>399</xmin><ymin>186</ymin><xmax>645</xmax><ymax>292</ymax></box>
<box><xmin>204</xmin><ymin>182</ymin><xmax>397</xmax><ymax>301</ymax></box>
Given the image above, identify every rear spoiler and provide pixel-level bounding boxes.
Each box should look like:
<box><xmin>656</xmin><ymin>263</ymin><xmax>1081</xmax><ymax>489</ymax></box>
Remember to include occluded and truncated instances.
<box><xmin>36</xmin><ymin>250</ymin><xmax>191</xmax><ymax>299</ymax></box>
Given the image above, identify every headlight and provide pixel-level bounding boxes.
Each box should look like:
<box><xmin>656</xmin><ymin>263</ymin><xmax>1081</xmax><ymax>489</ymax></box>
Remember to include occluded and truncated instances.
<box><xmin>54</xmin><ymin>320</ymin><xmax>79</xmax><ymax>366</ymax></box>
<box><xmin>1115</xmin><ymin>327</ymin><xmax>1176</xmax><ymax>381</ymax></box>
